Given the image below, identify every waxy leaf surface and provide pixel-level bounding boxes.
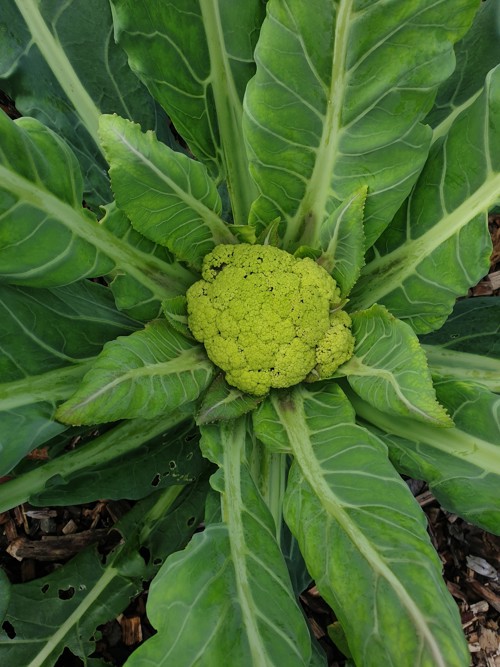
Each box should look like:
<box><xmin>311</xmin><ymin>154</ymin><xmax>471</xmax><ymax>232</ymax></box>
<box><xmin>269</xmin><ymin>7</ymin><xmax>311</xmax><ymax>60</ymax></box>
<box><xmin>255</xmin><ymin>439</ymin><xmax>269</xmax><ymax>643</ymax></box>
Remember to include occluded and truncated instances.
<box><xmin>351</xmin><ymin>64</ymin><xmax>499</xmax><ymax>332</ymax></box>
<box><xmin>57</xmin><ymin>320</ymin><xmax>214</xmax><ymax>425</ymax></box>
<box><xmin>421</xmin><ymin>297</ymin><xmax>500</xmax><ymax>391</ymax></box>
<box><xmin>269</xmin><ymin>383</ymin><xmax>469</xmax><ymax>667</ymax></box>
<box><xmin>352</xmin><ymin>380</ymin><xmax>500</xmax><ymax>534</ymax></box>
<box><xmin>244</xmin><ymin>0</ymin><xmax>478</xmax><ymax>248</ymax></box>
<box><xmin>110</xmin><ymin>0</ymin><xmax>263</xmax><ymax>223</ymax></box>
<box><xmin>0</xmin><ymin>281</ymin><xmax>139</xmax><ymax>474</ymax></box>
<box><xmin>342</xmin><ymin>305</ymin><xmax>451</xmax><ymax>425</ymax></box>
<box><xmin>126</xmin><ymin>418</ymin><xmax>314</xmax><ymax>667</ymax></box>
<box><xmin>0</xmin><ymin>0</ymin><xmax>174</xmax><ymax>207</ymax></box>
<box><xmin>99</xmin><ymin>114</ymin><xmax>236</xmax><ymax>270</ymax></box>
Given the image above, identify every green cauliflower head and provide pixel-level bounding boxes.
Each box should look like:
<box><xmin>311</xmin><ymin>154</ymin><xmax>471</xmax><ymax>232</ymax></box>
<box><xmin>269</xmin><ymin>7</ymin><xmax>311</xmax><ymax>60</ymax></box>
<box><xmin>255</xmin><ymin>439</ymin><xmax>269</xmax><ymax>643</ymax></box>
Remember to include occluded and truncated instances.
<box><xmin>186</xmin><ymin>244</ymin><xmax>355</xmax><ymax>396</ymax></box>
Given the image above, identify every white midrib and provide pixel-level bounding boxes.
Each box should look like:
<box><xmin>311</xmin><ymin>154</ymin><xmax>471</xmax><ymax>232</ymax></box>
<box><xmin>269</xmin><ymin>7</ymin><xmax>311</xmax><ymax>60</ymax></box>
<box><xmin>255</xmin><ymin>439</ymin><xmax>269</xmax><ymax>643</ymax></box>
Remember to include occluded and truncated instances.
<box><xmin>351</xmin><ymin>392</ymin><xmax>500</xmax><ymax>473</ymax></box>
<box><xmin>222</xmin><ymin>426</ymin><xmax>272</xmax><ymax>667</ymax></box>
<box><xmin>199</xmin><ymin>0</ymin><xmax>258</xmax><ymax>225</ymax></box>
<box><xmin>286</xmin><ymin>0</ymin><xmax>353</xmax><ymax>245</ymax></box>
<box><xmin>14</xmin><ymin>0</ymin><xmax>102</xmax><ymax>150</ymax></box>
<box><xmin>354</xmin><ymin>170</ymin><xmax>500</xmax><ymax>309</ymax></box>
<box><xmin>0</xmin><ymin>363</ymin><xmax>92</xmax><ymax>410</ymax></box>
<box><xmin>280</xmin><ymin>390</ymin><xmax>448</xmax><ymax>667</ymax></box>
<box><xmin>341</xmin><ymin>355</ymin><xmax>449</xmax><ymax>424</ymax></box>
<box><xmin>26</xmin><ymin>565</ymin><xmax>117</xmax><ymax>667</ymax></box>
<box><xmin>424</xmin><ymin>345</ymin><xmax>500</xmax><ymax>390</ymax></box>
<box><xmin>109</xmin><ymin>126</ymin><xmax>235</xmax><ymax>243</ymax></box>
<box><xmin>64</xmin><ymin>347</ymin><xmax>209</xmax><ymax>412</ymax></box>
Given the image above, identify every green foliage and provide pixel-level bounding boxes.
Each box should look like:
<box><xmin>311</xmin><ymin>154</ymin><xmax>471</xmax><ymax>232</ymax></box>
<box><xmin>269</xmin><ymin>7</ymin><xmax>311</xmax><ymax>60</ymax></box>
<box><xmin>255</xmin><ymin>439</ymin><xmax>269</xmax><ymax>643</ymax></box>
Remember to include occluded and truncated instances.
<box><xmin>0</xmin><ymin>1</ymin><xmax>499</xmax><ymax>666</ymax></box>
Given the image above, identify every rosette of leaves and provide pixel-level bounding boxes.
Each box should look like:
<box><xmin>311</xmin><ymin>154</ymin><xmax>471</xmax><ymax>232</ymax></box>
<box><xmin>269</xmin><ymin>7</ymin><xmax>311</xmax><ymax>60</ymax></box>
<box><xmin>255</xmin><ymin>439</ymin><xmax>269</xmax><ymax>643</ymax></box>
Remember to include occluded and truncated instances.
<box><xmin>0</xmin><ymin>1</ymin><xmax>499</xmax><ymax>666</ymax></box>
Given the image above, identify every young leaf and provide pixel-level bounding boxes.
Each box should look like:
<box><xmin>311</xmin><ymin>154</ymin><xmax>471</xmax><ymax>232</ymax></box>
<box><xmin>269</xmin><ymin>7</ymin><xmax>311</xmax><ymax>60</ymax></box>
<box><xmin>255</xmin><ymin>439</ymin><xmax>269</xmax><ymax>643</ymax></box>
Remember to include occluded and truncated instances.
<box><xmin>110</xmin><ymin>0</ymin><xmax>263</xmax><ymax>223</ymax></box>
<box><xmin>99</xmin><ymin>114</ymin><xmax>236</xmax><ymax>270</ymax></box>
<box><xmin>243</xmin><ymin>0</ymin><xmax>478</xmax><ymax>247</ymax></box>
<box><xmin>350</xmin><ymin>64</ymin><xmax>499</xmax><ymax>333</ymax></box>
<box><xmin>0</xmin><ymin>281</ymin><xmax>139</xmax><ymax>474</ymax></box>
<box><xmin>0</xmin><ymin>0</ymin><xmax>175</xmax><ymax>208</ymax></box>
<box><xmin>317</xmin><ymin>186</ymin><xmax>367</xmax><ymax>297</ymax></box>
<box><xmin>0</xmin><ymin>113</ymin><xmax>113</xmax><ymax>286</ymax></box>
<box><xmin>342</xmin><ymin>305</ymin><xmax>452</xmax><ymax>425</ymax></box>
<box><xmin>271</xmin><ymin>383</ymin><xmax>469</xmax><ymax>667</ymax></box>
<box><xmin>196</xmin><ymin>374</ymin><xmax>264</xmax><ymax>425</ymax></box>
<box><xmin>126</xmin><ymin>418</ymin><xmax>314</xmax><ymax>667</ymax></box>
<box><xmin>162</xmin><ymin>296</ymin><xmax>192</xmax><ymax>339</ymax></box>
<box><xmin>56</xmin><ymin>320</ymin><xmax>214</xmax><ymax>425</ymax></box>
<box><xmin>350</xmin><ymin>380</ymin><xmax>500</xmax><ymax>535</ymax></box>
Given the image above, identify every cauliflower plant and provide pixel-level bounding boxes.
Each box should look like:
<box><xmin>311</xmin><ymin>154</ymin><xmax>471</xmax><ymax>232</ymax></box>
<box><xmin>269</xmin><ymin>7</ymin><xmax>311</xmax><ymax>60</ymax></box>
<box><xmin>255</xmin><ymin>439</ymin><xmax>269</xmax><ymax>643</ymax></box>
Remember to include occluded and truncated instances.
<box><xmin>186</xmin><ymin>244</ymin><xmax>354</xmax><ymax>395</ymax></box>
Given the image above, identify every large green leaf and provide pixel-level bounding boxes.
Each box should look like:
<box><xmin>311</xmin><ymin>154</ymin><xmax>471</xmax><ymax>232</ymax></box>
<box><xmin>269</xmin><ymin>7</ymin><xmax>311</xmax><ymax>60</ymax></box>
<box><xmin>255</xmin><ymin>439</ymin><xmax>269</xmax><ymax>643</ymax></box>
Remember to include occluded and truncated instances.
<box><xmin>267</xmin><ymin>383</ymin><xmax>469</xmax><ymax>667</ymax></box>
<box><xmin>350</xmin><ymin>379</ymin><xmax>500</xmax><ymax>535</ymax></box>
<box><xmin>427</xmin><ymin>0</ymin><xmax>500</xmax><ymax>140</ymax></box>
<box><xmin>56</xmin><ymin>320</ymin><xmax>214</xmax><ymax>425</ymax></box>
<box><xmin>126</xmin><ymin>417</ymin><xmax>315</xmax><ymax>667</ymax></box>
<box><xmin>110</xmin><ymin>0</ymin><xmax>263</xmax><ymax>223</ymax></box>
<box><xmin>0</xmin><ymin>482</ymin><xmax>207</xmax><ymax>667</ymax></box>
<box><xmin>341</xmin><ymin>305</ymin><xmax>451</xmax><ymax>425</ymax></box>
<box><xmin>317</xmin><ymin>186</ymin><xmax>367</xmax><ymax>298</ymax></box>
<box><xmin>421</xmin><ymin>297</ymin><xmax>500</xmax><ymax>391</ymax></box>
<box><xmin>0</xmin><ymin>281</ymin><xmax>139</xmax><ymax>475</ymax></box>
<box><xmin>0</xmin><ymin>0</ymin><xmax>175</xmax><ymax>208</ymax></box>
<box><xmin>0</xmin><ymin>112</ymin><xmax>113</xmax><ymax>286</ymax></box>
<box><xmin>350</xmin><ymin>64</ymin><xmax>499</xmax><ymax>333</ymax></box>
<box><xmin>99</xmin><ymin>114</ymin><xmax>237</xmax><ymax>270</ymax></box>
<box><xmin>0</xmin><ymin>112</ymin><xmax>195</xmax><ymax>297</ymax></box>
<box><xmin>0</xmin><ymin>410</ymin><xmax>192</xmax><ymax>512</ymax></box>
<box><xmin>243</xmin><ymin>0</ymin><xmax>479</xmax><ymax>248</ymax></box>
<box><xmin>196</xmin><ymin>375</ymin><xmax>264</xmax><ymax>425</ymax></box>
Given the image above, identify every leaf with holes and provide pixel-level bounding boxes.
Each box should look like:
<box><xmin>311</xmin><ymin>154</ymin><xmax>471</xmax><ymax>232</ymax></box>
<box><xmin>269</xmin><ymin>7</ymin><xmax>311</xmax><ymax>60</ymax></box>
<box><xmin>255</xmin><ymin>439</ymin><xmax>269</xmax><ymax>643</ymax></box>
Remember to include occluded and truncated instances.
<box><xmin>126</xmin><ymin>418</ymin><xmax>315</xmax><ymax>666</ymax></box>
<box><xmin>0</xmin><ymin>483</ymin><xmax>207</xmax><ymax>667</ymax></box>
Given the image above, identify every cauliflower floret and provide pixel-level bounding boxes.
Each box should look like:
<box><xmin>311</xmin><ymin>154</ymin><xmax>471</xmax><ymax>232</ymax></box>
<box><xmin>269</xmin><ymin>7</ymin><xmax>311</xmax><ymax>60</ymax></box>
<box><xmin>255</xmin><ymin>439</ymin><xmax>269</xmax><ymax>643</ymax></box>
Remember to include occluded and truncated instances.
<box><xmin>186</xmin><ymin>244</ymin><xmax>354</xmax><ymax>395</ymax></box>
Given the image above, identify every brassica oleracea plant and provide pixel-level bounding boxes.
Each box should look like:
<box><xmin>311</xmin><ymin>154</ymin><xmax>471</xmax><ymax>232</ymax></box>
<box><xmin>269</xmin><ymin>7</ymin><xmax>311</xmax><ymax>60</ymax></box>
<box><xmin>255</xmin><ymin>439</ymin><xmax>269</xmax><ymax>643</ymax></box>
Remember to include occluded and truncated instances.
<box><xmin>0</xmin><ymin>1</ymin><xmax>499</xmax><ymax>665</ymax></box>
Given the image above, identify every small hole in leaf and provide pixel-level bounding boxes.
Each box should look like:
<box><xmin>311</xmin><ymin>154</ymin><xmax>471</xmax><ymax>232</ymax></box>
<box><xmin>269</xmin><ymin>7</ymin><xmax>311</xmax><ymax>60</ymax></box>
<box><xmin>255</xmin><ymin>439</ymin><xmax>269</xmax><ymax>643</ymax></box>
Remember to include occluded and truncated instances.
<box><xmin>55</xmin><ymin>647</ymin><xmax>84</xmax><ymax>666</ymax></box>
<box><xmin>2</xmin><ymin>621</ymin><xmax>16</xmax><ymax>638</ymax></box>
<box><xmin>151</xmin><ymin>473</ymin><xmax>161</xmax><ymax>487</ymax></box>
<box><xmin>153</xmin><ymin>558</ymin><xmax>162</xmax><ymax>566</ymax></box>
<box><xmin>187</xmin><ymin>516</ymin><xmax>196</xmax><ymax>527</ymax></box>
<box><xmin>58</xmin><ymin>587</ymin><xmax>75</xmax><ymax>600</ymax></box>
<box><xmin>169</xmin><ymin>461</ymin><xmax>176</xmax><ymax>470</ymax></box>
<box><xmin>139</xmin><ymin>547</ymin><xmax>151</xmax><ymax>565</ymax></box>
<box><xmin>41</xmin><ymin>584</ymin><xmax>50</xmax><ymax>594</ymax></box>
